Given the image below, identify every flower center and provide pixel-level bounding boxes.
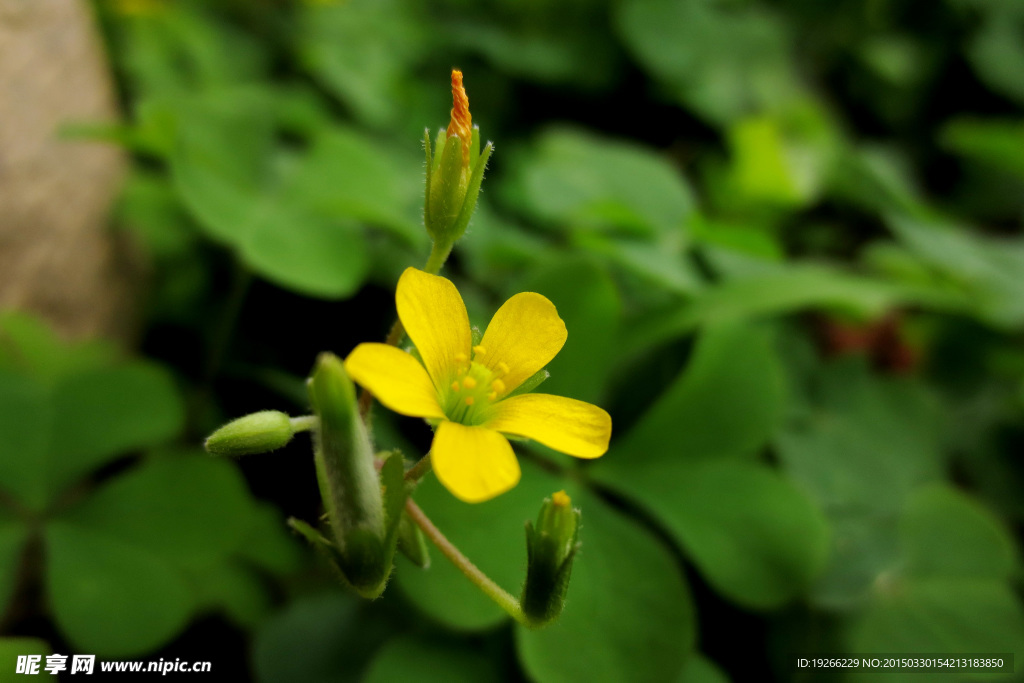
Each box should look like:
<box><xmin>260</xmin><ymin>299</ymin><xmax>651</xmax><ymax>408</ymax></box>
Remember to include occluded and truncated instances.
<box><xmin>441</xmin><ymin>346</ymin><xmax>511</xmax><ymax>426</ymax></box>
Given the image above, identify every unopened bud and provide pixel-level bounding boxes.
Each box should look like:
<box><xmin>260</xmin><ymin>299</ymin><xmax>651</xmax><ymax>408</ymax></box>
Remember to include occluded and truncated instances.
<box><xmin>521</xmin><ymin>490</ymin><xmax>581</xmax><ymax>625</ymax></box>
<box><xmin>309</xmin><ymin>353</ymin><xmax>388</xmax><ymax>596</ymax></box>
<box><xmin>205</xmin><ymin>411</ymin><xmax>296</xmax><ymax>456</ymax></box>
<box><xmin>424</xmin><ymin>70</ymin><xmax>493</xmax><ymax>248</ymax></box>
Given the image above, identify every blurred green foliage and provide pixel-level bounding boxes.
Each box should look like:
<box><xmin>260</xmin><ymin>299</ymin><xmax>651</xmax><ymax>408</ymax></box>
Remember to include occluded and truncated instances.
<box><xmin>0</xmin><ymin>314</ymin><xmax>300</xmax><ymax>656</ymax></box>
<box><xmin>3</xmin><ymin>0</ymin><xmax>1022</xmax><ymax>680</ymax></box>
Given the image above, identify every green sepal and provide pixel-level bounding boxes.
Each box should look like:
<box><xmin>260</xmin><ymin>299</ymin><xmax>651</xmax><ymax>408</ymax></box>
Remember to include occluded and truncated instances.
<box><xmin>471</xmin><ymin>124</ymin><xmax>481</xmax><ymax>162</ymax></box>
<box><xmin>204</xmin><ymin>410</ymin><xmax>295</xmax><ymax>456</ymax></box>
<box><xmin>287</xmin><ymin>517</ymin><xmax>368</xmax><ymax>596</ymax></box>
<box><xmin>470</xmin><ymin>326</ymin><xmax>483</xmax><ymax>347</ymax></box>
<box><xmin>507</xmin><ymin>368</ymin><xmax>550</xmax><ymax>398</ymax></box>
<box><xmin>423</xmin><ymin>128</ymin><xmax>433</xmax><ymax>227</ymax></box>
<box><xmin>521</xmin><ymin>493</ymin><xmax>581</xmax><ymax>626</ymax></box>
<box><xmin>381</xmin><ymin>450</ymin><xmax>410</xmax><ymax>549</ymax></box>
<box><xmin>449</xmin><ymin>140</ymin><xmax>493</xmax><ymax>240</ymax></box>
<box><xmin>309</xmin><ymin>353</ymin><xmax>388</xmax><ymax>597</ymax></box>
<box><xmin>396</xmin><ymin>511</ymin><xmax>431</xmax><ymax>569</ymax></box>
<box><xmin>431</xmin><ymin>129</ymin><xmax>447</xmax><ymax>175</ymax></box>
<box><xmin>426</xmin><ymin>134</ymin><xmax>466</xmax><ymax>241</ymax></box>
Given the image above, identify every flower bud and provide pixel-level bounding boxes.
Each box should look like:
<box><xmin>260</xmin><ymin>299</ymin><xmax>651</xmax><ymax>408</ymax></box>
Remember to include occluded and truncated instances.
<box><xmin>308</xmin><ymin>353</ymin><xmax>388</xmax><ymax>596</ymax></box>
<box><xmin>424</xmin><ymin>70</ymin><xmax>493</xmax><ymax>248</ymax></box>
<box><xmin>521</xmin><ymin>490</ymin><xmax>581</xmax><ymax>625</ymax></box>
<box><xmin>204</xmin><ymin>411</ymin><xmax>296</xmax><ymax>456</ymax></box>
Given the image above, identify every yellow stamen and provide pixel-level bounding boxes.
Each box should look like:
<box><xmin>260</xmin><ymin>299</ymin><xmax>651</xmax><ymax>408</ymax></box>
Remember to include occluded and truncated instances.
<box><xmin>447</xmin><ymin>70</ymin><xmax>473</xmax><ymax>167</ymax></box>
<box><xmin>473</xmin><ymin>345</ymin><xmax>487</xmax><ymax>356</ymax></box>
<box><xmin>491</xmin><ymin>379</ymin><xmax>505</xmax><ymax>394</ymax></box>
<box><xmin>488</xmin><ymin>391</ymin><xmax>497</xmax><ymax>401</ymax></box>
<box><xmin>455</xmin><ymin>352</ymin><xmax>468</xmax><ymax>362</ymax></box>
<box><xmin>462</xmin><ymin>376</ymin><xmax>477</xmax><ymax>389</ymax></box>
<box><xmin>496</xmin><ymin>361</ymin><xmax>510</xmax><ymax>375</ymax></box>
<box><xmin>551</xmin><ymin>490</ymin><xmax>571</xmax><ymax>507</ymax></box>
<box><xmin>451</xmin><ymin>381</ymin><xmax>461</xmax><ymax>392</ymax></box>
<box><xmin>465</xmin><ymin>396</ymin><xmax>475</xmax><ymax>406</ymax></box>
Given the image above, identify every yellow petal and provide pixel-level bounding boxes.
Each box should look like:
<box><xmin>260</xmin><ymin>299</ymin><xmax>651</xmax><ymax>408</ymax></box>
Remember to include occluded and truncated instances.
<box><xmin>396</xmin><ymin>268</ymin><xmax>472</xmax><ymax>388</ymax></box>
<box><xmin>478</xmin><ymin>292</ymin><xmax>567</xmax><ymax>393</ymax></box>
<box><xmin>431</xmin><ymin>421</ymin><xmax>521</xmax><ymax>503</ymax></box>
<box><xmin>344</xmin><ymin>343</ymin><xmax>444</xmax><ymax>419</ymax></box>
<box><xmin>486</xmin><ymin>393</ymin><xmax>611</xmax><ymax>459</ymax></box>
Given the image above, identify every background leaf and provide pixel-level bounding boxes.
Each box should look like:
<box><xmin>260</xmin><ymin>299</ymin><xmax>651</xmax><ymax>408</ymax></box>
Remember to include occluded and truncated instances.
<box><xmin>516</xmin><ymin>485</ymin><xmax>696</xmax><ymax>683</ymax></box>
<box><xmin>46</xmin><ymin>522</ymin><xmax>193</xmax><ymax>656</ymax></box>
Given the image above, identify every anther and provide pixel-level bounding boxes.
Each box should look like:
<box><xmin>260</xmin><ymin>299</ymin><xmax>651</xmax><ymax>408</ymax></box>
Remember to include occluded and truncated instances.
<box><xmin>464</xmin><ymin>396</ymin><xmax>475</xmax><ymax>406</ymax></box>
<box><xmin>451</xmin><ymin>381</ymin><xmax>461</xmax><ymax>392</ymax></box>
<box><xmin>488</xmin><ymin>391</ymin><xmax>497</xmax><ymax>401</ymax></box>
<box><xmin>455</xmin><ymin>352</ymin><xmax>468</xmax><ymax>362</ymax></box>
<box><xmin>496</xmin><ymin>361</ymin><xmax>510</xmax><ymax>375</ymax></box>
<box><xmin>462</xmin><ymin>376</ymin><xmax>477</xmax><ymax>389</ymax></box>
<box><xmin>472</xmin><ymin>345</ymin><xmax>487</xmax><ymax>356</ymax></box>
<box><xmin>491</xmin><ymin>379</ymin><xmax>505</xmax><ymax>394</ymax></box>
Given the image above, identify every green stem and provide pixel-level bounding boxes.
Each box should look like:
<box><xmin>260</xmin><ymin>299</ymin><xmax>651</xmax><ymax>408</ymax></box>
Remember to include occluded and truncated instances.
<box><xmin>405</xmin><ymin>499</ymin><xmax>528</xmax><ymax>626</ymax></box>
<box><xmin>290</xmin><ymin>415</ymin><xmax>317</xmax><ymax>432</ymax></box>
<box><xmin>404</xmin><ymin>453</ymin><xmax>432</xmax><ymax>482</ymax></box>
<box><xmin>423</xmin><ymin>239</ymin><xmax>453</xmax><ymax>275</ymax></box>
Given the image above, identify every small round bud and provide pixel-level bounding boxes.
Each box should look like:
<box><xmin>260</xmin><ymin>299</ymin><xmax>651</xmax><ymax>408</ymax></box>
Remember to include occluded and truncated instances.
<box><xmin>205</xmin><ymin>411</ymin><xmax>295</xmax><ymax>457</ymax></box>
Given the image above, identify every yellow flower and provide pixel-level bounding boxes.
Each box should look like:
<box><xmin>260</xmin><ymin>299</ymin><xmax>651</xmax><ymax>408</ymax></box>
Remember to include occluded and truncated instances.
<box><xmin>345</xmin><ymin>268</ymin><xmax>612</xmax><ymax>503</ymax></box>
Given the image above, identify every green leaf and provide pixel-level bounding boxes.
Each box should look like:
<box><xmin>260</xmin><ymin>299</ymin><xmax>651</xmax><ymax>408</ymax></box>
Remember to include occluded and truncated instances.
<box><xmin>624</xmin><ymin>264</ymin><xmax>948</xmax><ymax>358</ymax></box>
<box><xmin>605</xmin><ymin>322</ymin><xmax>786</xmax><ymax>467</ymax></box>
<box><xmin>46</xmin><ymin>522</ymin><xmax>192</xmax><ymax>656</ymax></box>
<box><xmin>596</xmin><ymin>460</ymin><xmax>830</xmax><ymax>609</ymax></box>
<box><xmin>0</xmin><ymin>371</ymin><xmax>50</xmax><ymax>510</ymax></box>
<box><xmin>238</xmin><ymin>203</ymin><xmax>369</xmax><ymax>299</ymax></box>
<box><xmin>281</xmin><ymin>128</ymin><xmax>422</xmax><ymax>245</ymax></box>
<box><xmin>297</xmin><ymin>0</ymin><xmax>424</xmax><ymax>128</ymax></box>
<box><xmin>0</xmin><ymin>521</ymin><xmax>27</xmax><ymax>621</ymax></box>
<box><xmin>967</xmin><ymin>15</ymin><xmax>1024</xmax><ymax>107</ymax></box>
<box><xmin>49</xmin><ymin>363</ymin><xmax>184</xmax><ymax>492</ymax></box>
<box><xmin>169</xmin><ymin>91</ymin><xmax>371</xmax><ymax>299</ymax></box>
<box><xmin>253</xmin><ymin>592</ymin><xmax>388</xmax><ymax>683</ymax></box>
<box><xmin>509</xmin><ymin>127</ymin><xmax>695</xmax><ymax>237</ymax></box>
<box><xmin>775</xmin><ymin>362</ymin><xmax>944</xmax><ymax>514</ymax></box>
<box><xmin>615</xmin><ymin>0</ymin><xmax>799</xmax><ymax>123</ymax></box>
<box><xmin>942</xmin><ymin>118</ymin><xmax>1024</xmax><ymax>182</ymax></box>
<box><xmin>515</xmin><ymin>257</ymin><xmax>622</xmax><ymax>403</ymax></box>
<box><xmin>845</xmin><ymin>484</ymin><xmax>1024</xmax><ymax>676</ymax></box>
<box><xmin>364</xmin><ymin>636</ymin><xmax>500</xmax><ymax>683</ymax></box>
<box><xmin>0</xmin><ymin>312</ymin><xmax>114</xmax><ymax>380</ymax></box>
<box><xmin>886</xmin><ymin>214</ymin><xmax>1024</xmax><ymax>328</ymax></box>
<box><xmin>0</xmin><ymin>638</ymin><xmax>50</xmax><ymax>681</ymax></box>
<box><xmin>678</xmin><ymin>654</ymin><xmax>731</xmax><ymax>683</ymax></box>
<box><xmin>516</xmin><ymin>485</ymin><xmax>696</xmax><ymax>683</ymax></box>
<box><xmin>573</xmin><ymin>232</ymin><xmax>703</xmax><ymax>296</ymax></box>
<box><xmin>901</xmin><ymin>485</ymin><xmax>1018</xmax><ymax>581</ymax></box>
<box><xmin>65</xmin><ymin>455</ymin><xmax>257</xmax><ymax>568</ymax></box>
<box><xmin>187</xmin><ymin>561</ymin><xmax>272</xmax><ymax>628</ymax></box>
<box><xmin>847</xmin><ymin>579</ymin><xmax>1024</xmax><ymax>679</ymax></box>
<box><xmin>235</xmin><ymin>503</ymin><xmax>305</xmax><ymax>576</ymax></box>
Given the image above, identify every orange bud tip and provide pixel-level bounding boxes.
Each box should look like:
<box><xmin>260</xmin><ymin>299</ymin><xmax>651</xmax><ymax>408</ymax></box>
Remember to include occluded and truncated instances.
<box><xmin>447</xmin><ymin>69</ymin><xmax>473</xmax><ymax>166</ymax></box>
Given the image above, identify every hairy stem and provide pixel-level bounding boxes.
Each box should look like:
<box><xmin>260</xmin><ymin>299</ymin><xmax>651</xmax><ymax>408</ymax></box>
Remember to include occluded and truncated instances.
<box><xmin>405</xmin><ymin>499</ymin><xmax>527</xmax><ymax>625</ymax></box>
<box><xmin>289</xmin><ymin>415</ymin><xmax>317</xmax><ymax>432</ymax></box>
<box><xmin>404</xmin><ymin>453</ymin><xmax>433</xmax><ymax>482</ymax></box>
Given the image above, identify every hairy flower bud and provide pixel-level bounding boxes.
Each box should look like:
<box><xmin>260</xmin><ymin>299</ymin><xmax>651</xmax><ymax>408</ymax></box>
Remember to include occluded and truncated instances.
<box><xmin>424</xmin><ymin>70</ymin><xmax>493</xmax><ymax>248</ymax></box>
<box><xmin>204</xmin><ymin>411</ymin><xmax>296</xmax><ymax>456</ymax></box>
<box><xmin>521</xmin><ymin>490</ymin><xmax>581</xmax><ymax>625</ymax></box>
<box><xmin>308</xmin><ymin>353</ymin><xmax>388</xmax><ymax>595</ymax></box>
